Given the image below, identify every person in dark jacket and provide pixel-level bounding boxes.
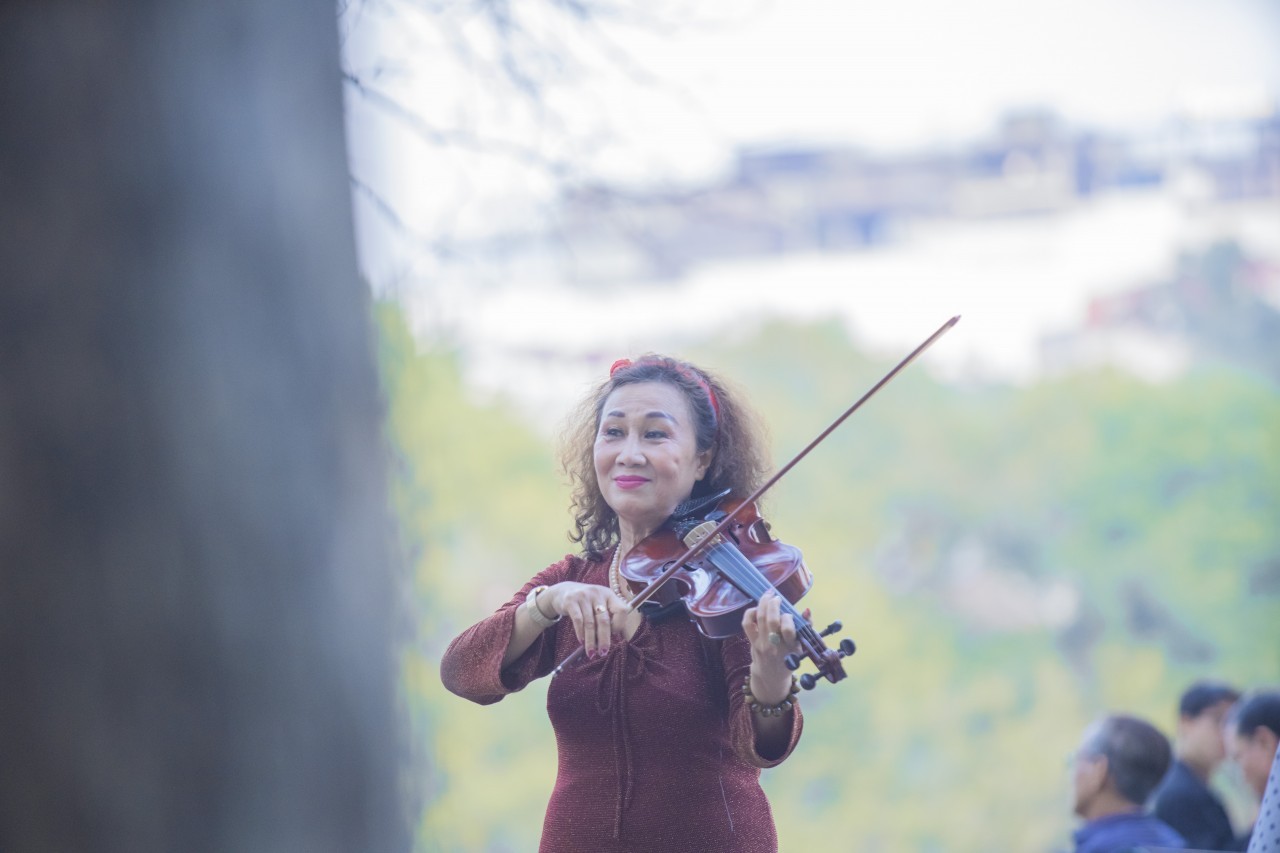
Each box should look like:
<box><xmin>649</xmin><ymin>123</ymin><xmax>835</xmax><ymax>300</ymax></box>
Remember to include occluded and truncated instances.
<box><xmin>1072</xmin><ymin>714</ymin><xmax>1187</xmax><ymax>853</ymax></box>
<box><xmin>1152</xmin><ymin>681</ymin><xmax>1243</xmax><ymax>850</ymax></box>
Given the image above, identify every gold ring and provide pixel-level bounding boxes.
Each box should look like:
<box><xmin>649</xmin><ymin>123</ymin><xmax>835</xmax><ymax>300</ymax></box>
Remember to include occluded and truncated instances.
<box><xmin>767</xmin><ymin>631</ymin><xmax>782</xmax><ymax>646</ymax></box>
<box><xmin>595</xmin><ymin>604</ymin><xmax>608</xmax><ymax>614</ymax></box>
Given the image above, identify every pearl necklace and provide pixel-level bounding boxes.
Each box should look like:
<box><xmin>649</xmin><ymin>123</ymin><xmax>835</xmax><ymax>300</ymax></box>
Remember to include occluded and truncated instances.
<box><xmin>609</xmin><ymin>546</ymin><xmax>631</xmax><ymax>601</ymax></box>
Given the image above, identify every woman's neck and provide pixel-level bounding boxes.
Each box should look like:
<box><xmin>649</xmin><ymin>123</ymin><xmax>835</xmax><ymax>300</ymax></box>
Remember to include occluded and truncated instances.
<box><xmin>616</xmin><ymin>521</ymin><xmax>657</xmax><ymax>557</ymax></box>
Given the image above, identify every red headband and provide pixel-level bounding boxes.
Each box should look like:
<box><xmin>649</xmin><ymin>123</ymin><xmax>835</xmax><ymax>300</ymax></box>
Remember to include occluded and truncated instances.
<box><xmin>609</xmin><ymin>358</ymin><xmax>720</xmax><ymax>421</ymax></box>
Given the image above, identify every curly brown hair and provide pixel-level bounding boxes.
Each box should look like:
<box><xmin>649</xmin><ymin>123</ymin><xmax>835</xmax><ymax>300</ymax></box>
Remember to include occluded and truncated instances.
<box><xmin>559</xmin><ymin>355</ymin><xmax>771</xmax><ymax>560</ymax></box>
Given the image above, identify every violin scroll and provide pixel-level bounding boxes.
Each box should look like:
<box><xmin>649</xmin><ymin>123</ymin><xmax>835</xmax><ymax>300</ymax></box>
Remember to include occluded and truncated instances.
<box><xmin>783</xmin><ymin>621</ymin><xmax>857</xmax><ymax>690</ymax></box>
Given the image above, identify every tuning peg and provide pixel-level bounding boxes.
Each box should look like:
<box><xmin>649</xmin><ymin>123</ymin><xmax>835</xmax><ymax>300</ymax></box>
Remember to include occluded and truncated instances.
<box><xmin>839</xmin><ymin>638</ymin><xmax>856</xmax><ymax>657</ymax></box>
<box><xmin>818</xmin><ymin>620</ymin><xmax>843</xmax><ymax>637</ymax></box>
<box><xmin>799</xmin><ymin>672</ymin><xmax>821</xmax><ymax>691</ymax></box>
<box><xmin>783</xmin><ymin>653</ymin><xmax>803</xmax><ymax>671</ymax></box>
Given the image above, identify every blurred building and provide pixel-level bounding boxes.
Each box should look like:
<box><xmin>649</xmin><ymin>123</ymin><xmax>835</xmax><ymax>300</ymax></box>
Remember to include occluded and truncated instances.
<box><xmin>532</xmin><ymin>105</ymin><xmax>1280</xmax><ymax>283</ymax></box>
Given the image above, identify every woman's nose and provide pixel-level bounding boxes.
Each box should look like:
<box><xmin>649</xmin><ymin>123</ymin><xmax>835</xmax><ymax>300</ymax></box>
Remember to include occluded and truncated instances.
<box><xmin>617</xmin><ymin>435</ymin><xmax>645</xmax><ymax>465</ymax></box>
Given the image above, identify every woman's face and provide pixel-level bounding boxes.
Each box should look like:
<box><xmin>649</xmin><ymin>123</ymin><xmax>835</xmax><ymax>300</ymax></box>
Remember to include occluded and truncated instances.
<box><xmin>594</xmin><ymin>381</ymin><xmax>711</xmax><ymax>543</ymax></box>
<box><xmin>1230</xmin><ymin>725</ymin><xmax>1279</xmax><ymax>798</ymax></box>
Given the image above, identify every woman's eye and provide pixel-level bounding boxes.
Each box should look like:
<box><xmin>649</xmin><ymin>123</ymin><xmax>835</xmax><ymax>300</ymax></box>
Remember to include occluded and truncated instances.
<box><xmin>603</xmin><ymin>427</ymin><xmax>623</xmax><ymax>437</ymax></box>
<box><xmin>645</xmin><ymin>430</ymin><xmax>668</xmax><ymax>440</ymax></box>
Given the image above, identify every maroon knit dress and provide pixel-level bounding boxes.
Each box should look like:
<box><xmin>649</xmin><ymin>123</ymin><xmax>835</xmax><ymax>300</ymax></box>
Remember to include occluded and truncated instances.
<box><xmin>440</xmin><ymin>549</ymin><xmax>804</xmax><ymax>852</ymax></box>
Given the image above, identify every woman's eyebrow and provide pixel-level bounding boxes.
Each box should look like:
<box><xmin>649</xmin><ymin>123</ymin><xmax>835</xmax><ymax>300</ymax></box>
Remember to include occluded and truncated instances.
<box><xmin>603</xmin><ymin>409</ymin><xmax>678</xmax><ymax>422</ymax></box>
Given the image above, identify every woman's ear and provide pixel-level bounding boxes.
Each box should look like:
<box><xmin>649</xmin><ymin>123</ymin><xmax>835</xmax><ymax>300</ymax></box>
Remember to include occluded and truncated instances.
<box><xmin>695</xmin><ymin>450</ymin><xmax>713</xmax><ymax>481</ymax></box>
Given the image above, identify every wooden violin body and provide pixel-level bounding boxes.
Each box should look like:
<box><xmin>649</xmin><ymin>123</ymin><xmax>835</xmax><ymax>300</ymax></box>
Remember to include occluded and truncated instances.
<box><xmin>620</xmin><ymin>498</ymin><xmax>810</xmax><ymax>639</ymax></box>
<box><xmin>620</xmin><ymin>495</ymin><xmax>851</xmax><ymax>689</ymax></box>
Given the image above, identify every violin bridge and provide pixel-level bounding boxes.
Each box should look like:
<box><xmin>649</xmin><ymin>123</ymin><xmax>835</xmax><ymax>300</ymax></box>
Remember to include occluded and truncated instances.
<box><xmin>680</xmin><ymin>520</ymin><xmax>723</xmax><ymax>550</ymax></box>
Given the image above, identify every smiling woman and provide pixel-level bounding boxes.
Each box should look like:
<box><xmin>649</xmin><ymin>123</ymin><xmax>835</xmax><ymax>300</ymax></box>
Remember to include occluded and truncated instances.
<box><xmin>592</xmin><ymin>380</ymin><xmax>713</xmax><ymax>558</ymax></box>
<box><xmin>564</xmin><ymin>356</ymin><xmax>769</xmax><ymax>563</ymax></box>
<box><xmin>439</xmin><ymin>354</ymin><xmax>808</xmax><ymax>853</ymax></box>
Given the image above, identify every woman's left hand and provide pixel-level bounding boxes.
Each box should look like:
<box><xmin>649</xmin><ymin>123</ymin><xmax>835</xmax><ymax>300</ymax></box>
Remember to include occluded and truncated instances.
<box><xmin>742</xmin><ymin>590</ymin><xmax>803</xmax><ymax>706</ymax></box>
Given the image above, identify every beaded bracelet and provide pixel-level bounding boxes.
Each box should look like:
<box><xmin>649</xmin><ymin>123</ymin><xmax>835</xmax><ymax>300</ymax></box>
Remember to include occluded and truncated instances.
<box><xmin>742</xmin><ymin>675</ymin><xmax>800</xmax><ymax>717</ymax></box>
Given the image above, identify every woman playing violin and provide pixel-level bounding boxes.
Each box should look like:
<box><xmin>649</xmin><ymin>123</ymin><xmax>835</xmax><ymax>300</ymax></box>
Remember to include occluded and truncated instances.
<box><xmin>440</xmin><ymin>355</ymin><xmax>806</xmax><ymax>852</ymax></box>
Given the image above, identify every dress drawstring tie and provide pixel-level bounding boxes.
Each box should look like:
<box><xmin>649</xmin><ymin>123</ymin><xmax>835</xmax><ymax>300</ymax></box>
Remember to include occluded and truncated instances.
<box><xmin>595</xmin><ymin>625</ymin><xmax>669</xmax><ymax>840</ymax></box>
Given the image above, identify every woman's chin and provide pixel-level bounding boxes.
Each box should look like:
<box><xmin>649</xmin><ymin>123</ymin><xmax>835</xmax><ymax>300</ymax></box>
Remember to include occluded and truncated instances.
<box><xmin>612</xmin><ymin>505</ymin><xmax>668</xmax><ymax>539</ymax></box>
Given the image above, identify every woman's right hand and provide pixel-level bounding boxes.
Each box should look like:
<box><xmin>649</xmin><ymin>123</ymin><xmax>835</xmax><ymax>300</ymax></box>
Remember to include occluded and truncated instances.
<box><xmin>543</xmin><ymin>582</ymin><xmax>627</xmax><ymax>658</ymax></box>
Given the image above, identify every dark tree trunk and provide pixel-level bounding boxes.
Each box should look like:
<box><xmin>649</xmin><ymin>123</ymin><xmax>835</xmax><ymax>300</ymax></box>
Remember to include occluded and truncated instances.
<box><xmin>0</xmin><ymin>2</ymin><xmax>406</xmax><ymax>851</ymax></box>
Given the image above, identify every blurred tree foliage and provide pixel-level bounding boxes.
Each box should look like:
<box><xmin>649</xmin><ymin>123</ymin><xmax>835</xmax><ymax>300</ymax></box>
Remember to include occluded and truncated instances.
<box><xmin>376</xmin><ymin>301</ymin><xmax>1280</xmax><ymax>852</ymax></box>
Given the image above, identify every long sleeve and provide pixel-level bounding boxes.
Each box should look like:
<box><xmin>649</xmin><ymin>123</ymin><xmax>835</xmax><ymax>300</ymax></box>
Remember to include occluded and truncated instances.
<box><xmin>719</xmin><ymin>633</ymin><xmax>803</xmax><ymax>768</ymax></box>
<box><xmin>439</xmin><ymin>554</ymin><xmax>582</xmax><ymax>705</ymax></box>
<box><xmin>446</xmin><ymin>552</ymin><xmax>801</xmax><ymax>851</ymax></box>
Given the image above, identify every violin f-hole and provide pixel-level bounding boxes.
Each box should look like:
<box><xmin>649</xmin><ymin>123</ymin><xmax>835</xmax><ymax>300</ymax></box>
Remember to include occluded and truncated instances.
<box><xmin>746</xmin><ymin>518</ymin><xmax>773</xmax><ymax>545</ymax></box>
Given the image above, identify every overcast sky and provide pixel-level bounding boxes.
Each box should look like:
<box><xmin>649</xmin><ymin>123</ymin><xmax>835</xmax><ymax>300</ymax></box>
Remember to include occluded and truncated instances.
<box><xmin>345</xmin><ymin>0</ymin><xmax>1280</xmax><ymax>240</ymax></box>
<box><xmin>629</xmin><ymin>0</ymin><xmax>1279</xmax><ymax>139</ymax></box>
<box><xmin>571</xmin><ymin>0</ymin><xmax>1280</xmax><ymax>181</ymax></box>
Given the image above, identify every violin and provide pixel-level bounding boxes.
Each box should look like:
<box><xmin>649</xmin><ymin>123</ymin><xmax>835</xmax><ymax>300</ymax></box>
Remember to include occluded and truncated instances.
<box><xmin>551</xmin><ymin>315</ymin><xmax>961</xmax><ymax>690</ymax></box>
<box><xmin>621</xmin><ymin>491</ymin><xmax>853</xmax><ymax>689</ymax></box>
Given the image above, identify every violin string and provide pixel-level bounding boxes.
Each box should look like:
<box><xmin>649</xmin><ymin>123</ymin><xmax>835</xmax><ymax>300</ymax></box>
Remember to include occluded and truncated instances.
<box><xmin>708</xmin><ymin>543</ymin><xmax>825</xmax><ymax>648</ymax></box>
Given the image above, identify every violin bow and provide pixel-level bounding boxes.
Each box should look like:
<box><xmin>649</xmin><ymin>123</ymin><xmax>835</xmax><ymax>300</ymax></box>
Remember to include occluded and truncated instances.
<box><xmin>552</xmin><ymin>314</ymin><xmax>961</xmax><ymax>676</ymax></box>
